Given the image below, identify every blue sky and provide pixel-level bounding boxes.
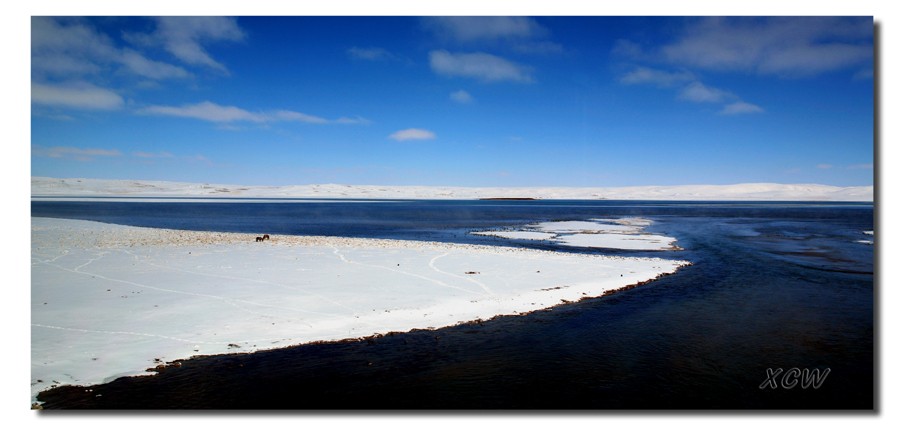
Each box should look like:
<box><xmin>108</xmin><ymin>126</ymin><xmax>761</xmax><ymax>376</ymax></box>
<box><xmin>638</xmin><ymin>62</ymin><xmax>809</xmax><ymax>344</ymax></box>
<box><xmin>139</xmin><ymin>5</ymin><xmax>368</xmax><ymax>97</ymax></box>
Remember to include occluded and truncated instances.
<box><xmin>31</xmin><ymin>16</ymin><xmax>874</xmax><ymax>187</ymax></box>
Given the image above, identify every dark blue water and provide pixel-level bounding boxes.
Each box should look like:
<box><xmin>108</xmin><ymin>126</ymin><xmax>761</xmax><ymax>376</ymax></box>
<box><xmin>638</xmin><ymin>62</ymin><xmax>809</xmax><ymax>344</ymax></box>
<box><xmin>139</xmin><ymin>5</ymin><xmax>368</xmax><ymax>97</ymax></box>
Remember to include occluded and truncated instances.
<box><xmin>32</xmin><ymin>200</ymin><xmax>874</xmax><ymax>409</ymax></box>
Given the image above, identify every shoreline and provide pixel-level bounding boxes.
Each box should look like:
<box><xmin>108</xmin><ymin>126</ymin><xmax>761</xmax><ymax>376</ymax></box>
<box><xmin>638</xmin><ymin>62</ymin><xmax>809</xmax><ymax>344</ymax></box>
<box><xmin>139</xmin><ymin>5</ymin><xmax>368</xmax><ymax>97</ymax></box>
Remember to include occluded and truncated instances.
<box><xmin>35</xmin><ymin>262</ymin><xmax>692</xmax><ymax>409</ymax></box>
<box><xmin>32</xmin><ymin>217</ymin><xmax>690</xmax><ymax>402</ymax></box>
<box><xmin>31</xmin><ymin>177</ymin><xmax>874</xmax><ymax>202</ymax></box>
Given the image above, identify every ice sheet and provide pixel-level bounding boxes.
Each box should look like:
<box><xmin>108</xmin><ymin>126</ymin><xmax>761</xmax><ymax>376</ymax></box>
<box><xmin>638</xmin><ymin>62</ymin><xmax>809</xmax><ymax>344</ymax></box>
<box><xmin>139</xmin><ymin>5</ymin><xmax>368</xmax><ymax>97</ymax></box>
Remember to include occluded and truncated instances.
<box><xmin>470</xmin><ymin>231</ymin><xmax>557</xmax><ymax>240</ymax></box>
<box><xmin>472</xmin><ymin>218</ymin><xmax>679</xmax><ymax>251</ymax></box>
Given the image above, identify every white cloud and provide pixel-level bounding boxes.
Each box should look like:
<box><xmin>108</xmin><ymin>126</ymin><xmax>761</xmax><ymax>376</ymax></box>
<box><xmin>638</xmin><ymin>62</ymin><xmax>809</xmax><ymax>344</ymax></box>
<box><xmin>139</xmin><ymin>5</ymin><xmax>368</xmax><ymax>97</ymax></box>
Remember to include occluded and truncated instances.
<box><xmin>679</xmin><ymin>81</ymin><xmax>733</xmax><ymax>103</ymax></box>
<box><xmin>31</xmin><ymin>53</ymin><xmax>104</xmax><ymax>77</ymax></box>
<box><xmin>389</xmin><ymin>128</ymin><xmax>436</xmax><ymax>141</ymax></box>
<box><xmin>135</xmin><ymin>81</ymin><xmax>164</xmax><ymax>90</ymax></box>
<box><xmin>334</xmin><ymin>116</ymin><xmax>372</xmax><ymax>125</ymax></box>
<box><xmin>31</xmin><ymin>17</ymin><xmax>193</xmax><ymax>81</ymax></box>
<box><xmin>32</xmin><ymin>145</ymin><xmax>123</xmax><ymax>158</ymax></box>
<box><xmin>120</xmin><ymin>49</ymin><xmax>192</xmax><ymax>79</ymax></box>
<box><xmin>31</xmin><ymin>17</ymin><xmax>115</xmax><ymax>78</ymax></box>
<box><xmin>31</xmin><ymin>17</ymin><xmax>118</xmax><ymax>67</ymax></box>
<box><xmin>347</xmin><ymin>47</ymin><xmax>396</xmax><ymax>61</ymax></box>
<box><xmin>273</xmin><ymin>110</ymin><xmax>329</xmax><ymax>124</ymax></box>
<box><xmin>719</xmin><ymin>101</ymin><xmax>765</xmax><ymax>115</ymax></box>
<box><xmin>137</xmin><ymin>101</ymin><xmax>370</xmax><ymax>125</ymax></box>
<box><xmin>429</xmin><ymin>50</ymin><xmax>533</xmax><ymax>83</ymax></box>
<box><xmin>421</xmin><ymin>17</ymin><xmax>548</xmax><ymax>43</ymax></box>
<box><xmin>32</xmin><ymin>82</ymin><xmax>124</xmax><ymax>110</ymax></box>
<box><xmin>148</xmin><ymin>17</ymin><xmax>246</xmax><ymax>73</ymax></box>
<box><xmin>617</xmin><ymin>66</ymin><xmax>764</xmax><ymax>115</ymax></box>
<box><xmin>129</xmin><ymin>150</ymin><xmax>227</xmax><ymax>165</ymax></box>
<box><xmin>450</xmin><ymin>90</ymin><xmax>473</xmax><ymax>103</ymax></box>
<box><xmin>620</xmin><ymin>66</ymin><xmax>695</xmax><ymax>87</ymax></box>
<box><xmin>138</xmin><ymin>101</ymin><xmax>269</xmax><ymax>123</ymax></box>
<box><xmin>661</xmin><ymin>17</ymin><xmax>873</xmax><ymax>76</ymax></box>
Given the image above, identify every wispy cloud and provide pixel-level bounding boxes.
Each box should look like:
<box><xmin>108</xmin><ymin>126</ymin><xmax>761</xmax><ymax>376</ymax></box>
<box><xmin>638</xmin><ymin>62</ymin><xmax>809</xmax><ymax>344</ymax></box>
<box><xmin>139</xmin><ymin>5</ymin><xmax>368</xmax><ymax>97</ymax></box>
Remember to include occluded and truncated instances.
<box><xmin>138</xmin><ymin>101</ymin><xmax>268</xmax><ymax>123</ymax></box>
<box><xmin>612</xmin><ymin>17</ymin><xmax>868</xmax><ymax>119</ymax></box>
<box><xmin>450</xmin><ymin>90</ymin><xmax>474</xmax><ymax>103</ymax></box>
<box><xmin>136</xmin><ymin>101</ymin><xmax>370</xmax><ymax>125</ymax></box>
<box><xmin>817</xmin><ymin>163</ymin><xmax>834</xmax><ymax>169</ymax></box>
<box><xmin>32</xmin><ymin>145</ymin><xmax>123</xmax><ymax>160</ymax></box>
<box><xmin>719</xmin><ymin>101</ymin><xmax>765</xmax><ymax>115</ymax></box>
<box><xmin>31</xmin><ymin>17</ymin><xmax>193</xmax><ymax>81</ymax></box>
<box><xmin>273</xmin><ymin>110</ymin><xmax>329</xmax><ymax>124</ymax></box>
<box><xmin>32</xmin><ymin>82</ymin><xmax>125</xmax><ymax>110</ymax></box>
<box><xmin>620</xmin><ymin>66</ymin><xmax>694</xmax><ymax>87</ymax></box>
<box><xmin>120</xmin><ymin>49</ymin><xmax>193</xmax><ymax>79</ymax></box>
<box><xmin>189</xmin><ymin>154</ymin><xmax>212</xmax><ymax>165</ymax></box>
<box><xmin>31</xmin><ymin>17</ymin><xmax>114</xmax><ymax>77</ymax></box>
<box><xmin>144</xmin><ymin>17</ymin><xmax>246</xmax><ymax>74</ymax></box>
<box><xmin>216</xmin><ymin>124</ymin><xmax>246</xmax><ymax>131</ymax></box>
<box><xmin>334</xmin><ymin>116</ymin><xmax>372</xmax><ymax>125</ymax></box>
<box><xmin>130</xmin><ymin>150</ymin><xmax>228</xmax><ymax>166</ymax></box>
<box><xmin>421</xmin><ymin>17</ymin><xmax>548</xmax><ymax>43</ymax></box>
<box><xmin>847</xmin><ymin>163</ymin><xmax>873</xmax><ymax>169</ymax></box>
<box><xmin>389</xmin><ymin>128</ymin><xmax>436</xmax><ymax>141</ymax></box>
<box><xmin>421</xmin><ymin>17</ymin><xmax>562</xmax><ymax>58</ymax></box>
<box><xmin>429</xmin><ymin>50</ymin><xmax>533</xmax><ymax>83</ymax></box>
<box><xmin>31</xmin><ymin>17</ymin><xmax>248</xmax><ymax>117</ymax></box>
<box><xmin>32</xmin><ymin>110</ymin><xmax>76</xmax><ymax>121</ymax></box>
<box><xmin>660</xmin><ymin>17</ymin><xmax>873</xmax><ymax>77</ymax></box>
<box><xmin>618</xmin><ymin>66</ymin><xmax>763</xmax><ymax>115</ymax></box>
<box><xmin>679</xmin><ymin>81</ymin><xmax>733</xmax><ymax>103</ymax></box>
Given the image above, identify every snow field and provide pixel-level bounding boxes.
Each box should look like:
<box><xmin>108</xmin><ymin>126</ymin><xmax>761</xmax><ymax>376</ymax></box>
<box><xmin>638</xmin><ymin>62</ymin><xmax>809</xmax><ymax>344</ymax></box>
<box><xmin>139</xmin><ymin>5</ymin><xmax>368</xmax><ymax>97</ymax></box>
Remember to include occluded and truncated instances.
<box><xmin>31</xmin><ymin>218</ymin><xmax>689</xmax><ymax>400</ymax></box>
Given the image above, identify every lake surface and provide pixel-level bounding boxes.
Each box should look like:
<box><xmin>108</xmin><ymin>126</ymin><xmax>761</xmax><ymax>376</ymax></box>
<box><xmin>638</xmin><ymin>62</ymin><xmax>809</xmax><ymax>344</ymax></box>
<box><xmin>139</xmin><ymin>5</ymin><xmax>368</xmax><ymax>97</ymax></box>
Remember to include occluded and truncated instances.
<box><xmin>32</xmin><ymin>199</ymin><xmax>874</xmax><ymax>409</ymax></box>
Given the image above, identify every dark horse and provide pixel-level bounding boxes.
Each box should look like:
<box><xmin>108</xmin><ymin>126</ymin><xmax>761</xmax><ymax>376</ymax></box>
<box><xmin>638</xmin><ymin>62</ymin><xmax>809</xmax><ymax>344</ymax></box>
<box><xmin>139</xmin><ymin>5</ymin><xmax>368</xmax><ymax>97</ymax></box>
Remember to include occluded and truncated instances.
<box><xmin>263</xmin><ymin>234</ymin><xmax>270</xmax><ymax>240</ymax></box>
<box><xmin>256</xmin><ymin>236</ymin><xmax>264</xmax><ymax>242</ymax></box>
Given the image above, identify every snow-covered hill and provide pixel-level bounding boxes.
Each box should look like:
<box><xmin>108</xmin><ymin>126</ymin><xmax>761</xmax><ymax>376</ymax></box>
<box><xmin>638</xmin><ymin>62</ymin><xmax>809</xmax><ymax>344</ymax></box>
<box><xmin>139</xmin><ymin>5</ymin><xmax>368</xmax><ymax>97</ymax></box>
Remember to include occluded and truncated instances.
<box><xmin>31</xmin><ymin>177</ymin><xmax>873</xmax><ymax>201</ymax></box>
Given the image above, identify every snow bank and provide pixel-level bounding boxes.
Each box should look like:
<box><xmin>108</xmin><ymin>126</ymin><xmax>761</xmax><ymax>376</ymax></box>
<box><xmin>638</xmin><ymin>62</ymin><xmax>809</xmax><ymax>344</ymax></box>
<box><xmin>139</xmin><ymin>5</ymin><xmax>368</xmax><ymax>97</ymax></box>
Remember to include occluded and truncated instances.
<box><xmin>31</xmin><ymin>177</ymin><xmax>873</xmax><ymax>201</ymax></box>
<box><xmin>31</xmin><ymin>218</ymin><xmax>689</xmax><ymax>400</ymax></box>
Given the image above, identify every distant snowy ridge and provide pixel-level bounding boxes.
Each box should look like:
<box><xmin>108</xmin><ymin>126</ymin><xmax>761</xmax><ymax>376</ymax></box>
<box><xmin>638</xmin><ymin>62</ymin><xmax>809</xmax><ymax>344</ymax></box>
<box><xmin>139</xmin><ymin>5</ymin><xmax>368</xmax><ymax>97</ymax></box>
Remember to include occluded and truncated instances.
<box><xmin>31</xmin><ymin>177</ymin><xmax>873</xmax><ymax>201</ymax></box>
